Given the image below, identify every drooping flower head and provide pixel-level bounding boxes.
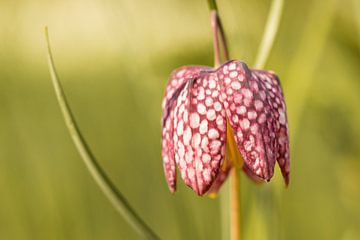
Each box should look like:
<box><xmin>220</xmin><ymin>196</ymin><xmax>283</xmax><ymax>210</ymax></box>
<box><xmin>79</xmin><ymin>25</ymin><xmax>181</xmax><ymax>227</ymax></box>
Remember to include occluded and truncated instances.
<box><xmin>161</xmin><ymin>60</ymin><xmax>290</xmax><ymax>196</ymax></box>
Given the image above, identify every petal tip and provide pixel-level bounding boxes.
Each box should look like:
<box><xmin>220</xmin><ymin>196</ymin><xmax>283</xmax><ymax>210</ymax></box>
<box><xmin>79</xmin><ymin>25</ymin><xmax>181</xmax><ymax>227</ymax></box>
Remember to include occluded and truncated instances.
<box><xmin>284</xmin><ymin>173</ymin><xmax>290</xmax><ymax>187</ymax></box>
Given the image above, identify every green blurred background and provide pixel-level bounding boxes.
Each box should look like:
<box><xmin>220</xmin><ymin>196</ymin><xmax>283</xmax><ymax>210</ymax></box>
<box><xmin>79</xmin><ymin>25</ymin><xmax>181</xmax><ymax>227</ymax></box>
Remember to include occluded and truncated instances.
<box><xmin>0</xmin><ymin>0</ymin><xmax>359</xmax><ymax>239</ymax></box>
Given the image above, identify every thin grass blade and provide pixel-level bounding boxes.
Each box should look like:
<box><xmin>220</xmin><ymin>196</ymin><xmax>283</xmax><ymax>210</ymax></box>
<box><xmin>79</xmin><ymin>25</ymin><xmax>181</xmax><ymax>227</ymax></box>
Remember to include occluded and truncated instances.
<box><xmin>254</xmin><ymin>0</ymin><xmax>284</xmax><ymax>69</ymax></box>
<box><xmin>44</xmin><ymin>27</ymin><xmax>160</xmax><ymax>240</ymax></box>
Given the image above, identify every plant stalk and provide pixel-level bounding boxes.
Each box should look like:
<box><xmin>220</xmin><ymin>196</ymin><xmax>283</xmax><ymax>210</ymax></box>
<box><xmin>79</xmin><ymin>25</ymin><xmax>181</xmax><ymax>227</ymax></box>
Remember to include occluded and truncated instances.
<box><xmin>210</xmin><ymin>11</ymin><xmax>230</xmax><ymax>67</ymax></box>
<box><xmin>211</xmin><ymin>11</ymin><xmax>221</xmax><ymax>67</ymax></box>
<box><xmin>209</xmin><ymin>0</ymin><xmax>284</xmax><ymax>239</ymax></box>
<box><xmin>44</xmin><ymin>27</ymin><xmax>160</xmax><ymax>240</ymax></box>
<box><xmin>208</xmin><ymin>1</ymin><xmax>240</xmax><ymax>240</ymax></box>
<box><xmin>230</xmin><ymin>168</ymin><xmax>240</xmax><ymax>240</ymax></box>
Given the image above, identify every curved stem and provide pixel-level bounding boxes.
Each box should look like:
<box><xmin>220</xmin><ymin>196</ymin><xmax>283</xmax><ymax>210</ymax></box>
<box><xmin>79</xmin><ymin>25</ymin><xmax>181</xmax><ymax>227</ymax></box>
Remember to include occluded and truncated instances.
<box><xmin>44</xmin><ymin>27</ymin><xmax>160</xmax><ymax>240</ymax></box>
<box><xmin>254</xmin><ymin>0</ymin><xmax>284</xmax><ymax>69</ymax></box>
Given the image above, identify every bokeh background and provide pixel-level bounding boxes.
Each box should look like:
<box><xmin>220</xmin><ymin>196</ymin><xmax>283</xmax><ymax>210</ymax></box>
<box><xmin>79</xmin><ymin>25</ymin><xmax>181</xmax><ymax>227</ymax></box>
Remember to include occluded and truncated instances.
<box><xmin>0</xmin><ymin>0</ymin><xmax>359</xmax><ymax>239</ymax></box>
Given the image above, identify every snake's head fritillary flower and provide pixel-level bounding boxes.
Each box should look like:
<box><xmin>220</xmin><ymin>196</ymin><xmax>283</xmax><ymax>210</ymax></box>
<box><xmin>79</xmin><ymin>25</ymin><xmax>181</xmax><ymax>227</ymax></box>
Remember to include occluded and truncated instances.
<box><xmin>161</xmin><ymin>60</ymin><xmax>290</xmax><ymax>196</ymax></box>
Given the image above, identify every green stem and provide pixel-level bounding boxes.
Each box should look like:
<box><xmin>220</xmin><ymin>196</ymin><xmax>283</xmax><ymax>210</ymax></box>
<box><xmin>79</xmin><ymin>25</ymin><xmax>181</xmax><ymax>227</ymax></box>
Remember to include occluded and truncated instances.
<box><xmin>208</xmin><ymin>1</ymin><xmax>239</xmax><ymax>240</ymax></box>
<box><xmin>230</xmin><ymin>168</ymin><xmax>240</xmax><ymax>240</ymax></box>
<box><xmin>210</xmin><ymin>11</ymin><xmax>221</xmax><ymax>67</ymax></box>
<box><xmin>209</xmin><ymin>0</ymin><xmax>284</xmax><ymax>239</ymax></box>
<box><xmin>44</xmin><ymin>27</ymin><xmax>160</xmax><ymax>240</ymax></box>
<box><xmin>207</xmin><ymin>0</ymin><xmax>218</xmax><ymax>11</ymax></box>
<box><xmin>209</xmin><ymin>1</ymin><xmax>230</xmax><ymax>67</ymax></box>
<box><xmin>254</xmin><ymin>0</ymin><xmax>284</xmax><ymax>69</ymax></box>
<box><xmin>217</xmin><ymin>14</ymin><xmax>230</xmax><ymax>61</ymax></box>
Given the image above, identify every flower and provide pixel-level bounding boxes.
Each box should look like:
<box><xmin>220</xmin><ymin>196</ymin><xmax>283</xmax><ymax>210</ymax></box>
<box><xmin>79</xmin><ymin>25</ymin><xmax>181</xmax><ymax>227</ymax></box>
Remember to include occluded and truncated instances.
<box><xmin>161</xmin><ymin>60</ymin><xmax>290</xmax><ymax>196</ymax></box>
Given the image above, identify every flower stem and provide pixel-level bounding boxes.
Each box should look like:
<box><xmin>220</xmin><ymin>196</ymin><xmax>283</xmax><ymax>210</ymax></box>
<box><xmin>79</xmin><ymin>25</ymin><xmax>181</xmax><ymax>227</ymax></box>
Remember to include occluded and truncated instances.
<box><xmin>230</xmin><ymin>168</ymin><xmax>240</xmax><ymax>240</ymax></box>
<box><xmin>210</xmin><ymin>10</ymin><xmax>221</xmax><ymax>67</ymax></box>
<box><xmin>208</xmin><ymin>1</ymin><xmax>240</xmax><ymax>240</ymax></box>
<box><xmin>209</xmin><ymin>5</ymin><xmax>230</xmax><ymax>67</ymax></box>
<box><xmin>217</xmin><ymin>14</ymin><xmax>230</xmax><ymax>61</ymax></box>
<box><xmin>254</xmin><ymin>0</ymin><xmax>284</xmax><ymax>69</ymax></box>
<box><xmin>207</xmin><ymin>0</ymin><xmax>218</xmax><ymax>11</ymax></box>
<box><xmin>44</xmin><ymin>27</ymin><xmax>160</xmax><ymax>240</ymax></box>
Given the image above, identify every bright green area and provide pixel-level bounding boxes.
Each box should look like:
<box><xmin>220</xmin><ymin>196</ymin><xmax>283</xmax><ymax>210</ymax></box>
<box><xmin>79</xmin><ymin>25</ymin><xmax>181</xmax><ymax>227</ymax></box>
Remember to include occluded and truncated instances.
<box><xmin>0</xmin><ymin>0</ymin><xmax>359</xmax><ymax>239</ymax></box>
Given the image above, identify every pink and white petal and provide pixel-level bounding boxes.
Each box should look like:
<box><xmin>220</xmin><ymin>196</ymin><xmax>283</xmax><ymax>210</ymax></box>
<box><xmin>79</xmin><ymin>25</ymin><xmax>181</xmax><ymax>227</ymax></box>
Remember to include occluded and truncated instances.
<box><xmin>161</xmin><ymin>66</ymin><xmax>209</xmax><ymax>192</ymax></box>
<box><xmin>207</xmin><ymin>157</ymin><xmax>232</xmax><ymax>195</ymax></box>
<box><xmin>162</xmin><ymin>66</ymin><xmax>209</xmax><ymax>127</ymax></box>
<box><xmin>173</xmin><ymin>72</ymin><xmax>227</xmax><ymax>195</ymax></box>
<box><xmin>162</xmin><ymin>111</ymin><xmax>177</xmax><ymax>192</ymax></box>
<box><xmin>251</xmin><ymin>70</ymin><xmax>290</xmax><ymax>185</ymax></box>
<box><xmin>217</xmin><ymin>60</ymin><xmax>278</xmax><ymax>182</ymax></box>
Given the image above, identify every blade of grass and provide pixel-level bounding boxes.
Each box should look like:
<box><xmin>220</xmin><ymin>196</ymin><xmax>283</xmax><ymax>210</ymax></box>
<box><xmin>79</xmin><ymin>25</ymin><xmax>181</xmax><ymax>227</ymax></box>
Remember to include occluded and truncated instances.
<box><xmin>44</xmin><ymin>27</ymin><xmax>160</xmax><ymax>240</ymax></box>
<box><xmin>254</xmin><ymin>0</ymin><xmax>284</xmax><ymax>69</ymax></box>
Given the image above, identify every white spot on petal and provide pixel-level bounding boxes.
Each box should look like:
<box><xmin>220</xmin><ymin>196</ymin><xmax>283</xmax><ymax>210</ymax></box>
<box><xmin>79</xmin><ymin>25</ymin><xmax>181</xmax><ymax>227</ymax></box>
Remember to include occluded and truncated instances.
<box><xmin>241</xmin><ymin>119</ymin><xmax>250</xmax><ymax>129</ymax></box>
<box><xmin>188</xmin><ymin>168</ymin><xmax>195</xmax><ymax>180</ymax></box>
<box><xmin>231</xmin><ymin>81</ymin><xmax>241</xmax><ymax>90</ymax></box>
<box><xmin>197</xmin><ymin>103</ymin><xmax>206</xmax><ymax>115</ymax></box>
<box><xmin>183</xmin><ymin>127</ymin><xmax>192</xmax><ymax>145</ymax></box>
<box><xmin>242</xmin><ymin>88</ymin><xmax>253</xmax><ymax>99</ymax></box>
<box><xmin>214</xmin><ymin>101</ymin><xmax>222</xmax><ymax>111</ymax></box>
<box><xmin>203</xmin><ymin>168</ymin><xmax>211</xmax><ymax>182</ymax></box>
<box><xmin>216</xmin><ymin>115</ymin><xmax>224</xmax><ymax>127</ymax></box>
<box><xmin>250</xmin><ymin>124</ymin><xmax>258</xmax><ymax>134</ymax></box>
<box><xmin>212</xmin><ymin>90</ymin><xmax>219</xmax><ymax>98</ymax></box>
<box><xmin>209</xmin><ymin>80</ymin><xmax>216</xmax><ymax>89</ymax></box>
<box><xmin>201</xmin><ymin>136</ymin><xmax>209</xmax><ymax>151</ymax></box>
<box><xmin>178</xmin><ymin>142</ymin><xmax>185</xmax><ymax>157</ymax></box>
<box><xmin>210</xmin><ymin>140</ymin><xmax>222</xmax><ymax>153</ymax></box>
<box><xmin>237</xmin><ymin>131</ymin><xmax>243</xmax><ymax>141</ymax></box>
<box><xmin>238</xmin><ymin>75</ymin><xmax>245</xmax><ymax>82</ymax></box>
<box><xmin>229</xmin><ymin>71</ymin><xmax>238</xmax><ymax>78</ymax></box>
<box><xmin>183</xmin><ymin>109</ymin><xmax>188</xmax><ymax>122</ymax></box>
<box><xmin>234</xmin><ymin>94</ymin><xmax>243</xmax><ymax>103</ymax></box>
<box><xmin>254</xmin><ymin>100</ymin><xmax>264</xmax><ymax>110</ymax></box>
<box><xmin>177</xmin><ymin>120</ymin><xmax>184</xmax><ymax>135</ymax></box>
<box><xmin>229</xmin><ymin>63</ymin><xmax>236</xmax><ymax>70</ymax></box>
<box><xmin>208</xmin><ymin>129</ymin><xmax>220</xmax><ymax>139</ymax></box>
<box><xmin>197</xmin><ymin>87</ymin><xmax>205</xmax><ymax>100</ymax></box>
<box><xmin>202</xmin><ymin>154</ymin><xmax>211</xmax><ymax>163</ymax></box>
<box><xmin>258</xmin><ymin>113</ymin><xmax>266</xmax><ymax>124</ymax></box>
<box><xmin>207</xmin><ymin>109</ymin><xmax>216</xmax><ymax>121</ymax></box>
<box><xmin>248</xmin><ymin>111</ymin><xmax>257</xmax><ymax>120</ymax></box>
<box><xmin>192</xmin><ymin>133</ymin><xmax>201</xmax><ymax>148</ymax></box>
<box><xmin>176</xmin><ymin>69</ymin><xmax>186</xmax><ymax>77</ymax></box>
<box><xmin>279</xmin><ymin>111</ymin><xmax>286</xmax><ymax>125</ymax></box>
<box><xmin>232</xmin><ymin>115</ymin><xmax>239</xmax><ymax>123</ymax></box>
<box><xmin>190</xmin><ymin>113</ymin><xmax>200</xmax><ymax>128</ymax></box>
<box><xmin>237</xmin><ymin>106</ymin><xmax>247</xmax><ymax>115</ymax></box>
<box><xmin>199</xmin><ymin>120</ymin><xmax>208</xmax><ymax>134</ymax></box>
<box><xmin>205</xmin><ymin>97</ymin><xmax>213</xmax><ymax>107</ymax></box>
<box><xmin>185</xmin><ymin>148</ymin><xmax>193</xmax><ymax>163</ymax></box>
